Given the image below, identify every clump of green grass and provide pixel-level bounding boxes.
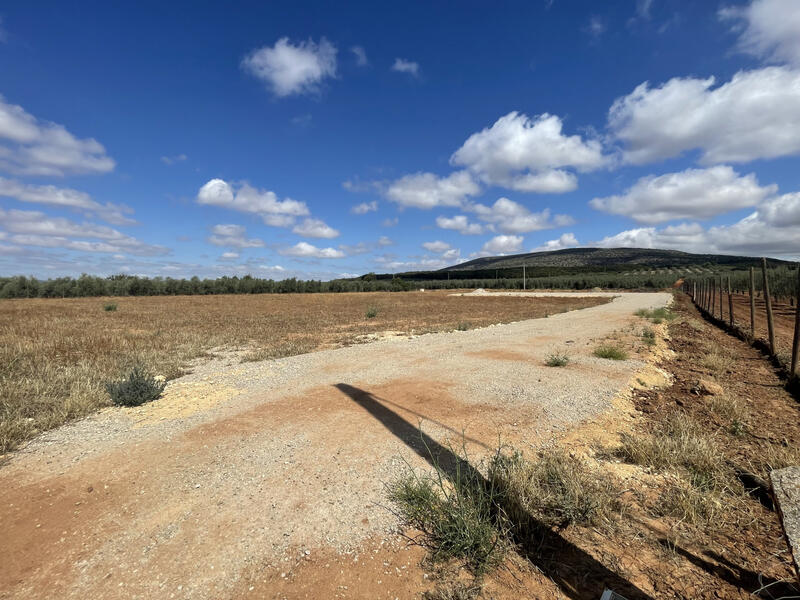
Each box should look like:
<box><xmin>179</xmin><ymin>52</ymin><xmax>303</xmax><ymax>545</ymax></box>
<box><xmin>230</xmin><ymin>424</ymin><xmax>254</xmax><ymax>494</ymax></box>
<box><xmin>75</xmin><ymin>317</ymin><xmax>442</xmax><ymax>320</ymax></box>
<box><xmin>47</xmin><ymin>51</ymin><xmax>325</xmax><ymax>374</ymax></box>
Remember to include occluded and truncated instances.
<box><xmin>545</xmin><ymin>350</ymin><xmax>569</xmax><ymax>367</ymax></box>
<box><xmin>365</xmin><ymin>305</ymin><xmax>379</xmax><ymax>319</ymax></box>
<box><xmin>105</xmin><ymin>365</ymin><xmax>166</xmax><ymax>407</ymax></box>
<box><xmin>388</xmin><ymin>455</ymin><xmax>507</xmax><ymax>575</ymax></box>
<box><xmin>456</xmin><ymin>321</ymin><xmax>470</xmax><ymax>331</ymax></box>
<box><xmin>635</xmin><ymin>307</ymin><xmax>676</xmax><ymax>324</ymax></box>
<box><xmin>641</xmin><ymin>327</ymin><xmax>656</xmax><ymax>346</ymax></box>
<box><xmin>489</xmin><ymin>449</ymin><xmax>621</xmax><ymax>529</ymax></box>
<box><xmin>594</xmin><ymin>345</ymin><xmax>629</xmax><ymax>360</ymax></box>
<box><xmin>103</xmin><ymin>302</ymin><xmax>117</xmax><ymax>312</ymax></box>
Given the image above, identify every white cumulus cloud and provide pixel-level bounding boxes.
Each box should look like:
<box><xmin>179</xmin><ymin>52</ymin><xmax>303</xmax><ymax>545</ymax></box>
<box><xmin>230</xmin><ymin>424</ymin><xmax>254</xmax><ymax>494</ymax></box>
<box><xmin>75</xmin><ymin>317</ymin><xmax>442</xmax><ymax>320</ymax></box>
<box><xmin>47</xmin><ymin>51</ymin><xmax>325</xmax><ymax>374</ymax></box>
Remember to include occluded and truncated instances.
<box><xmin>292</xmin><ymin>217</ymin><xmax>339</xmax><ymax>238</ymax></box>
<box><xmin>532</xmin><ymin>233</ymin><xmax>580</xmax><ymax>252</ymax></box>
<box><xmin>279</xmin><ymin>241</ymin><xmax>345</xmax><ymax>259</ymax></box>
<box><xmin>0</xmin><ymin>177</ymin><xmax>134</xmax><ymax>225</ymax></box>
<box><xmin>435</xmin><ymin>215</ymin><xmax>484</xmax><ymax>235</ymax></box>
<box><xmin>480</xmin><ymin>235</ymin><xmax>524</xmax><ymax>255</ymax></box>
<box><xmin>422</xmin><ymin>240</ymin><xmax>452</xmax><ymax>253</ymax></box>
<box><xmin>720</xmin><ymin>0</ymin><xmax>800</xmax><ymax>66</ymax></box>
<box><xmin>469</xmin><ymin>197</ymin><xmax>574</xmax><ymax>233</ymax></box>
<box><xmin>450</xmin><ymin>112</ymin><xmax>607</xmax><ymax>193</ymax></box>
<box><xmin>595</xmin><ymin>191</ymin><xmax>800</xmax><ymax>258</ymax></box>
<box><xmin>608</xmin><ymin>67</ymin><xmax>800</xmax><ymax>165</ymax></box>
<box><xmin>590</xmin><ymin>166</ymin><xmax>777</xmax><ymax>224</ymax></box>
<box><xmin>0</xmin><ymin>95</ymin><xmax>115</xmax><ymax>176</ymax></box>
<box><xmin>207</xmin><ymin>224</ymin><xmax>264</xmax><ymax>248</ymax></box>
<box><xmin>386</xmin><ymin>170</ymin><xmax>480</xmax><ymax>209</ymax></box>
<box><xmin>242</xmin><ymin>37</ymin><xmax>337</xmax><ymax>97</ymax></box>
<box><xmin>197</xmin><ymin>179</ymin><xmax>309</xmax><ymax>226</ymax></box>
<box><xmin>0</xmin><ymin>208</ymin><xmax>168</xmax><ymax>256</ymax></box>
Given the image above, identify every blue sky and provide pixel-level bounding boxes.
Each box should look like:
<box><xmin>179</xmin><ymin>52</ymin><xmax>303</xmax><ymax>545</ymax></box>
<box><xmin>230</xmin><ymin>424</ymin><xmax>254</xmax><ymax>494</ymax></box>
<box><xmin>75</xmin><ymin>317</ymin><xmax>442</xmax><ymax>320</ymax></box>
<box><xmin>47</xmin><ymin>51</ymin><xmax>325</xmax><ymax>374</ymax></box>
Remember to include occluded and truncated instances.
<box><xmin>1</xmin><ymin>0</ymin><xmax>799</xmax><ymax>280</ymax></box>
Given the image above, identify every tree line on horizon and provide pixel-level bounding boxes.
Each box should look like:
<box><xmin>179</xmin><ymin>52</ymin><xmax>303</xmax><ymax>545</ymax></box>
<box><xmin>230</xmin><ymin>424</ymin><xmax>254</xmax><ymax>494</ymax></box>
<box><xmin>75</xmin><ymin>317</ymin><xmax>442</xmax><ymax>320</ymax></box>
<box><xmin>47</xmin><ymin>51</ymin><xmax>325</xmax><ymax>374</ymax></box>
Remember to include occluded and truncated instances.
<box><xmin>0</xmin><ymin>270</ymin><xmax>707</xmax><ymax>299</ymax></box>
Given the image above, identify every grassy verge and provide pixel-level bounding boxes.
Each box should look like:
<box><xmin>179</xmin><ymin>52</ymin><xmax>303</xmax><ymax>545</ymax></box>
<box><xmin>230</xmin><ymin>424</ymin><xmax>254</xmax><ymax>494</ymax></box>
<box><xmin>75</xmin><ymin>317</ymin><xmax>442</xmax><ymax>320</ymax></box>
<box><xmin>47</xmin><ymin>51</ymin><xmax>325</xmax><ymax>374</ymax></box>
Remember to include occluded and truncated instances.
<box><xmin>635</xmin><ymin>306</ymin><xmax>676</xmax><ymax>324</ymax></box>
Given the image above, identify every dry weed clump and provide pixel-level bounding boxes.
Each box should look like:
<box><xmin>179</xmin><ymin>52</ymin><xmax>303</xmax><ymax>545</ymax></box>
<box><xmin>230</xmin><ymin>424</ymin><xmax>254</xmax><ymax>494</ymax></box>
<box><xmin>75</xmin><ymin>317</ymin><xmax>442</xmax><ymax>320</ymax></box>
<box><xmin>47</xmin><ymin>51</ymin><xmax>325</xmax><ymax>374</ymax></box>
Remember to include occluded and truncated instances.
<box><xmin>489</xmin><ymin>449</ymin><xmax>621</xmax><ymax>529</ymax></box>
<box><xmin>699</xmin><ymin>342</ymin><xmax>735</xmax><ymax>375</ymax></box>
<box><xmin>615</xmin><ymin>412</ymin><xmax>741</xmax><ymax>525</ymax></box>
<box><xmin>0</xmin><ymin>292</ymin><xmax>608</xmax><ymax>452</ymax></box>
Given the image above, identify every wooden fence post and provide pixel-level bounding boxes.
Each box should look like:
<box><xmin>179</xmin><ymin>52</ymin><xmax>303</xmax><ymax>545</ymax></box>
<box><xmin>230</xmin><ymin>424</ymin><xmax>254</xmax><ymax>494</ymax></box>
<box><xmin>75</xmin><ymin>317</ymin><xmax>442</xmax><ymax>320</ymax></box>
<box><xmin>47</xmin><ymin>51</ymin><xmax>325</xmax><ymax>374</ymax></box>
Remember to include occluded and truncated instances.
<box><xmin>719</xmin><ymin>275</ymin><xmax>724</xmax><ymax>321</ymax></box>
<box><xmin>750</xmin><ymin>267</ymin><xmax>756</xmax><ymax>339</ymax></box>
<box><xmin>728</xmin><ymin>276</ymin><xmax>734</xmax><ymax>327</ymax></box>
<box><xmin>693</xmin><ymin>281</ymin><xmax>696</xmax><ymax>303</ymax></box>
<box><xmin>712</xmin><ymin>278</ymin><xmax>717</xmax><ymax>319</ymax></box>
<box><xmin>700</xmin><ymin>279</ymin><xmax>706</xmax><ymax>310</ymax></box>
<box><xmin>700</xmin><ymin>280</ymin><xmax>704</xmax><ymax>311</ymax></box>
<box><xmin>791</xmin><ymin>266</ymin><xmax>800</xmax><ymax>379</ymax></box>
<box><xmin>762</xmin><ymin>258</ymin><xmax>776</xmax><ymax>355</ymax></box>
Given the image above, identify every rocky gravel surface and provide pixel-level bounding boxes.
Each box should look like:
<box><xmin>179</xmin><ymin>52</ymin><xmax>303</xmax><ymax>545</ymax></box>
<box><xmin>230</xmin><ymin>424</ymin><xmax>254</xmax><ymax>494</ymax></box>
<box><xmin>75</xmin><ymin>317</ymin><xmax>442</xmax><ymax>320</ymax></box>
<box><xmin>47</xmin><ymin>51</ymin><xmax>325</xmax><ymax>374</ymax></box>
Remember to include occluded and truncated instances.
<box><xmin>0</xmin><ymin>291</ymin><xmax>670</xmax><ymax>600</ymax></box>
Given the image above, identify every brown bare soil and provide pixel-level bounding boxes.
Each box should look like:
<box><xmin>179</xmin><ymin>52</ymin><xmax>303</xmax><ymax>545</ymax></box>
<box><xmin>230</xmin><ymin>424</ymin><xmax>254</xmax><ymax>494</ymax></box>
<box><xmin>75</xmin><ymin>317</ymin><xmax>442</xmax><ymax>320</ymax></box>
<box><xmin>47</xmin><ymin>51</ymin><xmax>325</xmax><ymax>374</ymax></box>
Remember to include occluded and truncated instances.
<box><xmin>714</xmin><ymin>292</ymin><xmax>798</xmax><ymax>361</ymax></box>
<box><xmin>0</xmin><ymin>291</ymin><xmax>607</xmax><ymax>453</ymax></box>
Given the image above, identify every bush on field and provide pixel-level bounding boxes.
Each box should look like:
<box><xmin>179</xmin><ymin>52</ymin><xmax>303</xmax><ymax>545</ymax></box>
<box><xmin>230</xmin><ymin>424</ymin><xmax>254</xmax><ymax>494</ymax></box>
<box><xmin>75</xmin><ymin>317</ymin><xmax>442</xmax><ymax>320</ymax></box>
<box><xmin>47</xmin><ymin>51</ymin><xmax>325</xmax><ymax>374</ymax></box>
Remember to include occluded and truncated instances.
<box><xmin>103</xmin><ymin>303</ymin><xmax>117</xmax><ymax>311</ymax></box>
<box><xmin>106</xmin><ymin>365</ymin><xmax>166</xmax><ymax>407</ymax></box>
<box><xmin>387</xmin><ymin>452</ymin><xmax>508</xmax><ymax>575</ymax></box>
<box><xmin>594</xmin><ymin>345</ymin><xmax>629</xmax><ymax>360</ymax></box>
<box><xmin>545</xmin><ymin>350</ymin><xmax>569</xmax><ymax>367</ymax></box>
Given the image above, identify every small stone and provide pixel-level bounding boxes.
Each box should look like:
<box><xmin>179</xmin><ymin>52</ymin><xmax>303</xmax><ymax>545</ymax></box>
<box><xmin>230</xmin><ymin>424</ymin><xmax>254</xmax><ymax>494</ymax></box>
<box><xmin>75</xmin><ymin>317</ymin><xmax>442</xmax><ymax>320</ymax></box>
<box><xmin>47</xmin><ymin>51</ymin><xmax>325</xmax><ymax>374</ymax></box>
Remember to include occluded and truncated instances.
<box><xmin>697</xmin><ymin>379</ymin><xmax>724</xmax><ymax>396</ymax></box>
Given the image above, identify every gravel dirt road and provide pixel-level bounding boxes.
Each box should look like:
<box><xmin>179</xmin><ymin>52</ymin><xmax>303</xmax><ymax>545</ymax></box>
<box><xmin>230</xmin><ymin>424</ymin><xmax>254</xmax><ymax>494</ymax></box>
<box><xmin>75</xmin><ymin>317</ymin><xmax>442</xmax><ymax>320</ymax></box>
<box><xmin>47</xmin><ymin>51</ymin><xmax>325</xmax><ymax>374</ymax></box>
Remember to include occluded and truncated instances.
<box><xmin>0</xmin><ymin>291</ymin><xmax>670</xmax><ymax>600</ymax></box>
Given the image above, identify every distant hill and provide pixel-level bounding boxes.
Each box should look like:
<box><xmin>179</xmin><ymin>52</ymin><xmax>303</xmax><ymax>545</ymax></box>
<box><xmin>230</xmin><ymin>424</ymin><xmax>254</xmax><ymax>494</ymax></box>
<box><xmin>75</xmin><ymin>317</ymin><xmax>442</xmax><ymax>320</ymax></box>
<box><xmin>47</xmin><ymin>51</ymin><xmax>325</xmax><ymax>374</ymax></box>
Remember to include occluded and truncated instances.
<box><xmin>438</xmin><ymin>247</ymin><xmax>791</xmax><ymax>272</ymax></box>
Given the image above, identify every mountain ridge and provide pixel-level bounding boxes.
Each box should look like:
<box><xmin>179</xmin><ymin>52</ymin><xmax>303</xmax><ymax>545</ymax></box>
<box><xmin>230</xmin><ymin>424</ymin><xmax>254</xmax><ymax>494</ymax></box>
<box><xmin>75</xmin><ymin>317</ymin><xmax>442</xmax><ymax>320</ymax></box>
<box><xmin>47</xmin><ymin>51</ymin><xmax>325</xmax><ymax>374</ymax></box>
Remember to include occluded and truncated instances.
<box><xmin>437</xmin><ymin>247</ymin><xmax>793</xmax><ymax>272</ymax></box>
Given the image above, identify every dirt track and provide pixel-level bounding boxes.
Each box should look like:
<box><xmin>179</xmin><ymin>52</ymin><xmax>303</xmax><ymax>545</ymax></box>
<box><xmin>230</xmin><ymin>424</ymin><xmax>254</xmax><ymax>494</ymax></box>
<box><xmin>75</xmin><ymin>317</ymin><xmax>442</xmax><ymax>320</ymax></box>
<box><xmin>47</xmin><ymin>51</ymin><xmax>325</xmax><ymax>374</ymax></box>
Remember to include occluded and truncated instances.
<box><xmin>0</xmin><ymin>291</ymin><xmax>671</xmax><ymax>599</ymax></box>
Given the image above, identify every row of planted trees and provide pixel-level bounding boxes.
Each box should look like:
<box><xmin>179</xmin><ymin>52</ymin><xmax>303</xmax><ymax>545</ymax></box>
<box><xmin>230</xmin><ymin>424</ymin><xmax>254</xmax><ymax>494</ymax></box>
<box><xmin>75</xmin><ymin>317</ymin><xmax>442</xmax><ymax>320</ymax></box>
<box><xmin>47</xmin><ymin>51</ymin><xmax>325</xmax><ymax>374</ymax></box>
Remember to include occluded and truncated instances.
<box><xmin>0</xmin><ymin>270</ymin><xmax>685</xmax><ymax>299</ymax></box>
<box><xmin>682</xmin><ymin>259</ymin><xmax>800</xmax><ymax>380</ymax></box>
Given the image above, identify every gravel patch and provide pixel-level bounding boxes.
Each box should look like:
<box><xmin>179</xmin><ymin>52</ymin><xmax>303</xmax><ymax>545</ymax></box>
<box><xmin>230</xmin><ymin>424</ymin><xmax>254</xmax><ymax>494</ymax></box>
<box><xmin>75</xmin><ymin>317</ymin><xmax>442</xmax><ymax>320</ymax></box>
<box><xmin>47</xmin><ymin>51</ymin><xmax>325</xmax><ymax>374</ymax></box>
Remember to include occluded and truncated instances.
<box><xmin>0</xmin><ymin>292</ymin><xmax>671</xmax><ymax>600</ymax></box>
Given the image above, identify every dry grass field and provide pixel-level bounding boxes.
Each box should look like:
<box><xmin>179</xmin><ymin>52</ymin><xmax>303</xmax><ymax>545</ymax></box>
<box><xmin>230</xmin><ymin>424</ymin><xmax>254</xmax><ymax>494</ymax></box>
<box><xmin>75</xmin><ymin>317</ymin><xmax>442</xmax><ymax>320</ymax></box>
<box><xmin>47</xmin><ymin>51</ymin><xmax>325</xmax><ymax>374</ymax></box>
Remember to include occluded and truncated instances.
<box><xmin>0</xmin><ymin>290</ymin><xmax>608</xmax><ymax>453</ymax></box>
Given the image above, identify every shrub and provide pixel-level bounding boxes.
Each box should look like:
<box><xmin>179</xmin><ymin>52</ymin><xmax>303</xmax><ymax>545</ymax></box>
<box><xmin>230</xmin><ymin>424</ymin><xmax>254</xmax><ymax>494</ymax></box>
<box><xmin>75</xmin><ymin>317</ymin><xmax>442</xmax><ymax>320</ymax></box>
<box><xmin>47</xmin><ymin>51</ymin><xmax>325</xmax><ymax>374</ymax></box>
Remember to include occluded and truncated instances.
<box><xmin>594</xmin><ymin>345</ymin><xmax>629</xmax><ymax>360</ymax></box>
<box><xmin>489</xmin><ymin>449</ymin><xmax>620</xmax><ymax>529</ymax></box>
<box><xmin>103</xmin><ymin>303</ymin><xmax>117</xmax><ymax>312</ymax></box>
<box><xmin>387</xmin><ymin>453</ymin><xmax>508</xmax><ymax>575</ymax></box>
<box><xmin>545</xmin><ymin>351</ymin><xmax>569</xmax><ymax>367</ymax></box>
<box><xmin>105</xmin><ymin>365</ymin><xmax>166</xmax><ymax>407</ymax></box>
<box><xmin>365</xmin><ymin>305</ymin><xmax>379</xmax><ymax>319</ymax></box>
<box><xmin>641</xmin><ymin>327</ymin><xmax>655</xmax><ymax>346</ymax></box>
<box><xmin>456</xmin><ymin>321</ymin><xmax>470</xmax><ymax>331</ymax></box>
